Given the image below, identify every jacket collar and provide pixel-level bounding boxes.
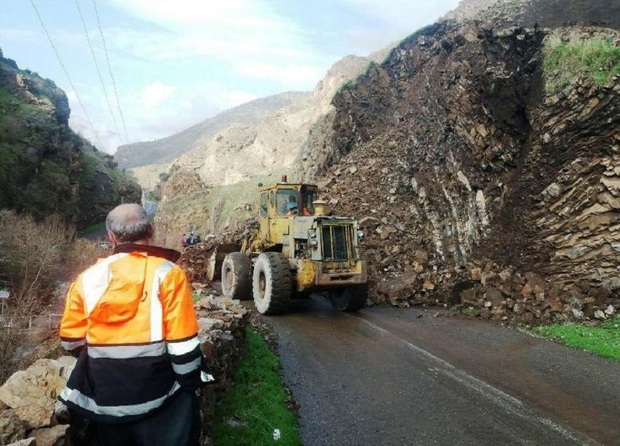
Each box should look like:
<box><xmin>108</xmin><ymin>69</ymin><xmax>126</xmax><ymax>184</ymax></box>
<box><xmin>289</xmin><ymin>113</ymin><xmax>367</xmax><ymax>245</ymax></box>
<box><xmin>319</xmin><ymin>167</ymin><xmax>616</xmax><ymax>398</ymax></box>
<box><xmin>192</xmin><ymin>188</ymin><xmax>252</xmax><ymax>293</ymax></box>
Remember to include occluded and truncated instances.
<box><xmin>113</xmin><ymin>243</ymin><xmax>181</xmax><ymax>263</ymax></box>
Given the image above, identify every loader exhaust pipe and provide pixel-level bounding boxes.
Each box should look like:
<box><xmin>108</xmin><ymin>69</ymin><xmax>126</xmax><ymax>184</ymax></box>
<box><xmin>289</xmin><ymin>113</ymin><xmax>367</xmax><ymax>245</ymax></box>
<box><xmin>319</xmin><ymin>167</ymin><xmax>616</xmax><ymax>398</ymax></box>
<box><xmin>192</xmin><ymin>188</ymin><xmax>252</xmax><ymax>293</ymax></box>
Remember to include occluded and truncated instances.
<box><xmin>313</xmin><ymin>199</ymin><xmax>327</xmax><ymax>216</ymax></box>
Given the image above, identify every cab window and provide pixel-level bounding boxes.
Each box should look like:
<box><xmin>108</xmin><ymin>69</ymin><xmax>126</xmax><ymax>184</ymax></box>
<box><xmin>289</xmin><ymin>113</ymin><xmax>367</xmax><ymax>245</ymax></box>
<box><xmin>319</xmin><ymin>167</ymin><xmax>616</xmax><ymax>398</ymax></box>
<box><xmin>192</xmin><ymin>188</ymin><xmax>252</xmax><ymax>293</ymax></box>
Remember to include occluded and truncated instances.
<box><xmin>301</xmin><ymin>188</ymin><xmax>316</xmax><ymax>216</ymax></box>
<box><xmin>260</xmin><ymin>193</ymin><xmax>268</xmax><ymax>217</ymax></box>
<box><xmin>276</xmin><ymin>189</ymin><xmax>298</xmax><ymax>216</ymax></box>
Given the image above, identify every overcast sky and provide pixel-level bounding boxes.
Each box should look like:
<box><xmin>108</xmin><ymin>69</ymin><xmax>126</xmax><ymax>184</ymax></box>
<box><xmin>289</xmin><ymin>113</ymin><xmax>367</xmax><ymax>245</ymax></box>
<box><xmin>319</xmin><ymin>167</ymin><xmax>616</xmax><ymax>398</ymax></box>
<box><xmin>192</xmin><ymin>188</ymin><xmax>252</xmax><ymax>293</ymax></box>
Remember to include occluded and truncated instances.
<box><xmin>0</xmin><ymin>0</ymin><xmax>461</xmax><ymax>154</ymax></box>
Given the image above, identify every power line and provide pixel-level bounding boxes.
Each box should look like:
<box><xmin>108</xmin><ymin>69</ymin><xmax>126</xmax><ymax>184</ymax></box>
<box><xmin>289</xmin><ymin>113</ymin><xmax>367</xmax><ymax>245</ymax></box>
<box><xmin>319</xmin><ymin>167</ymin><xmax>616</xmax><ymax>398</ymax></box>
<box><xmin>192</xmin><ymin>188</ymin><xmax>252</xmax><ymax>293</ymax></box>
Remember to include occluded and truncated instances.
<box><xmin>29</xmin><ymin>0</ymin><xmax>103</xmax><ymax>148</ymax></box>
<box><xmin>74</xmin><ymin>0</ymin><xmax>121</xmax><ymax>141</ymax></box>
<box><xmin>92</xmin><ymin>0</ymin><xmax>129</xmax><ymax>143</ymax></box>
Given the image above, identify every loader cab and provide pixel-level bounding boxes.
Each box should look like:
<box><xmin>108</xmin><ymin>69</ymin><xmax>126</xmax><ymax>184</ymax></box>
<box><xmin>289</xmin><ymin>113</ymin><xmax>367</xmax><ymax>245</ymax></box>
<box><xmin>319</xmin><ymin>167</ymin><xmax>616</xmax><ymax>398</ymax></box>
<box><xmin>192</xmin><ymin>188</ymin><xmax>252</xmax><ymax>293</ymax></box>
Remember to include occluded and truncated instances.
<box><xmin>257</xmin><ymin>179</ymin><xmax>318</xmax><ymax>247</ymax></box>
<box><xmin>275</xmin><ymin>187</ymin><xmax>316</xmax><ymax>217</ymax></box>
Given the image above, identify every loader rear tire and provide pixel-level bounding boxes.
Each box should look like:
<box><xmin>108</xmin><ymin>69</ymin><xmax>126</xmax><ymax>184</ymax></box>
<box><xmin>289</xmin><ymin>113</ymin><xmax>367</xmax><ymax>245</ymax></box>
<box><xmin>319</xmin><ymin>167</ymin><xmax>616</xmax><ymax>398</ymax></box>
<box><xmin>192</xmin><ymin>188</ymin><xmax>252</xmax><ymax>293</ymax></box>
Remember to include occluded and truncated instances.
<box><xmin>221</xmin><ymin>252</ymin><xmax>252</xmax><ymax>300</ymax></box>
<box><xmin>329</xmin><ymin>285</ymin><xmax>367</xmax><ymax>312</ymax></box>
<box><xmin>253</xmin><ymin>252</ymin><xmax>292</xmax><ymax>314</ymax></box>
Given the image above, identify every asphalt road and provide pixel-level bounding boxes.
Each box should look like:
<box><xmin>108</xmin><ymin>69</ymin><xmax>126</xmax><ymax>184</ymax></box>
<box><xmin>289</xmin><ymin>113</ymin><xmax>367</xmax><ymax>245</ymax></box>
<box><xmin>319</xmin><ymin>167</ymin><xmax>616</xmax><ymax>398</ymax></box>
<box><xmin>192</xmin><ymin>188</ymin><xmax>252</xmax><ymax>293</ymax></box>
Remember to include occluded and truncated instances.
<box><xmin>262</xmin><ymin>296</ymin><xmax>620</xmax><ymax>446</ymax></box>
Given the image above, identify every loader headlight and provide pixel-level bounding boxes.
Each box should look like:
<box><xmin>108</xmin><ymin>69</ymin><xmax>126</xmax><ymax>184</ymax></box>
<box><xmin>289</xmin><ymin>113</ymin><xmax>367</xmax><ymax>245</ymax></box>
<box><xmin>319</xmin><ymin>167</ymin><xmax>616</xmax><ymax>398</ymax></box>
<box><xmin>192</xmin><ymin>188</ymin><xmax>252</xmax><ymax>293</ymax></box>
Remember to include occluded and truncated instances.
<box><xmin>357</xmin><ymin>230</ymin><xmax>364</xmax><ymax>239</ymax></box>
<box><xmin>308</xmin><ymin>229</ymin><xmax>318</xmax><ymax>248</ymax></box>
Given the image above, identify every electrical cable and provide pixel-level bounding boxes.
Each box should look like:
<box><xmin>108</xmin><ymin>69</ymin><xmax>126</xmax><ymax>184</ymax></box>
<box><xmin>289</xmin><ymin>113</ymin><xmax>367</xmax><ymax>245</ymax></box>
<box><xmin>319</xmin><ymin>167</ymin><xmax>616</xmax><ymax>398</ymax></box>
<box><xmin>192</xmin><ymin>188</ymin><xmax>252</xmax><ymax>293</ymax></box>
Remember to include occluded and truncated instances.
<box><xmin>74</xmin><ymin>0</ymin><xmax>121</xmax><ymax>141</ymax></box>
<box><xmin>29</xmin><ymin>0</ymin><xmax>103</xmax><ymax>148</ymax></box>
<box><xmin>92</xmin><ymin>0</ymin><xmax>129</xmax><ymax>143</ymax></box>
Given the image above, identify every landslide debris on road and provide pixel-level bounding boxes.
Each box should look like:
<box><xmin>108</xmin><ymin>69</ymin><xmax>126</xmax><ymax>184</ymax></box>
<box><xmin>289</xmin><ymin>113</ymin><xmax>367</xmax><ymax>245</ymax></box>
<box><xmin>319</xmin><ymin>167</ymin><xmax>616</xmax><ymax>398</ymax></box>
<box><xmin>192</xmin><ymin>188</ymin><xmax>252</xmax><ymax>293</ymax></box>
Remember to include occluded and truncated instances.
<box><xmin>178</xmin><ymin>225</ymin><xmax>251</xmax><ymax>283</ymax></box>
<box><xmin>296</xmin><ymin>17</ymin><xmax>620</xmax><ymax>325</ymax></box>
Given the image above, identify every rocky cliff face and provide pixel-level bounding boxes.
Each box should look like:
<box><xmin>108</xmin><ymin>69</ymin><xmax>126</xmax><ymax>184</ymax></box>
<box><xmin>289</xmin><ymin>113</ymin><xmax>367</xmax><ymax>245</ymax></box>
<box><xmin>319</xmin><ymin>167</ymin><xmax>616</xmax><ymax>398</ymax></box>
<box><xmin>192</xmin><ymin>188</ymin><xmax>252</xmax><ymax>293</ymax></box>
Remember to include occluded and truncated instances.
<box><xmin>0</xmin><ymin>48</ymin><xmax>140</xmax><ymax>226</ymax></box>
<box><xmin>297</xmin><ymin>6</ymin><xmax>620</xmax><ymax>322</ymax></box>
<box><xmin>173</xmin><ymin>54</ymin><xmax>384</xmax><ymax>188</ymax></box>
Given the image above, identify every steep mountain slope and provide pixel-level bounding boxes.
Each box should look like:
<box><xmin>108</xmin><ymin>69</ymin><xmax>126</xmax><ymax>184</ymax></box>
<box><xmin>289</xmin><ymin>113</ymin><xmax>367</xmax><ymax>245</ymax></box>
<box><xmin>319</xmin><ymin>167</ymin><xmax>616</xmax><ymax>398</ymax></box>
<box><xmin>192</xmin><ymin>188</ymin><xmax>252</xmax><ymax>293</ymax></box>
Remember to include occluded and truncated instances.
<box><xmin>173</xmin><ymin>55</ymin><xmax>380</xmax><ymax>187</ymax></box>
<box><xmin>115</xmin><ymin>92</ymin><xmax>308</xmax><ymax>170</ymax></box>
<box><xmin>296</xmin><ymin>2</ymin><xmax>620</xmax><ymax>321</ymax></box>
<box><xmin>0</xmin><ymin>48</ymin><xmax>140</xmax><ymax>226</ymax></box>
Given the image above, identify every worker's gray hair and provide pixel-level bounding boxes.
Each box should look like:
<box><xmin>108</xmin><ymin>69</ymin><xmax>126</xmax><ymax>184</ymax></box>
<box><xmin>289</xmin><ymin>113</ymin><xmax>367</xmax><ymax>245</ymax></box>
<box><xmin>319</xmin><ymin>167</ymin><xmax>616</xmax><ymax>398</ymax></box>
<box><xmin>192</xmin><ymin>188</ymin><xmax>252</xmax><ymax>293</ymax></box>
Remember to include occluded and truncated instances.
<box><xmin>105</xmin><ymin>204</ymin><xmax>150</xmax><ymax>243</ymax></box>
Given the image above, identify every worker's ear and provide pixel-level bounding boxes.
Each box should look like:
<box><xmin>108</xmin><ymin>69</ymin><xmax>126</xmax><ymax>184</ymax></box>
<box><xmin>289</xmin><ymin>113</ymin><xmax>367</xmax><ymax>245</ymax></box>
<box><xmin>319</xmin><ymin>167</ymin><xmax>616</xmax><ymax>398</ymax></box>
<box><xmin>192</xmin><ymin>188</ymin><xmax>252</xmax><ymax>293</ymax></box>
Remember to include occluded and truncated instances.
<box><xmin>108</xmin><ymin>231</ymin><xmax>119</xmax><ymax>247</ymax></box>
<box><xmin>146</xmin><ymin>223</ymin><xmax>155</xmax><ymax>239</ymax></box>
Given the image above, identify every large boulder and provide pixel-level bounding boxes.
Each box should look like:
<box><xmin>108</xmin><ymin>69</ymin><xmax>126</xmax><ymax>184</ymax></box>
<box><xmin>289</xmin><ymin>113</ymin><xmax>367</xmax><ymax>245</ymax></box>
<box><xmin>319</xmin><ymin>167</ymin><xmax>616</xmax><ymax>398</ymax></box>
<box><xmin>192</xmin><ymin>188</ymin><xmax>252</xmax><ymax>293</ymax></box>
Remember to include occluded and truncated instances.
<box><xmin>376</xmin><ymin>272</ymin><xmax>419</xmax><ymax>303</ymax></box>
<box><xmin>0</xmin><ymin>357</ymin><xmax>75</xmax><ymax>428</ymax></box>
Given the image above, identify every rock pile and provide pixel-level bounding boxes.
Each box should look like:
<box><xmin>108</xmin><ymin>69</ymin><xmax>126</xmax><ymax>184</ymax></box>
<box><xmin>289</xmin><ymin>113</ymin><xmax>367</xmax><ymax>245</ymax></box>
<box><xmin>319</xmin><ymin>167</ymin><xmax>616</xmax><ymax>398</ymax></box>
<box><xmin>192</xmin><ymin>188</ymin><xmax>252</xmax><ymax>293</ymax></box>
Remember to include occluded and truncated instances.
<box><xmin>178</xmin><ymin>225</ymin><xmax>250</xmax><ymax>283</ymax></box>
<box><xmin>299</xmin><ymin>22</ymin><xmax>620</xmax><ymax>326</ymax></box>
<box><xmin>0</xmin><ymin>295</ymin><xmax>250</xmax><ymax>446</ymax></box>
<box><xmin>0</xmin><ymin>357</ymin><xmax>73</xmax><ymax>446</ymax></box>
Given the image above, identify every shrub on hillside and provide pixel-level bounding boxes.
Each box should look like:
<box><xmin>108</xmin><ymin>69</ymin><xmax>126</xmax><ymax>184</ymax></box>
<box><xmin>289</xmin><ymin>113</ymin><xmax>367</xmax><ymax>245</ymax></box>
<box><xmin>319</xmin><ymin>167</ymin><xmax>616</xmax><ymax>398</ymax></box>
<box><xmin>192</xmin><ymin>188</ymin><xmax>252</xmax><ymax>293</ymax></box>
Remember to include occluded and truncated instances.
<box><xmin>0</xmin><ymin>210</ymin><xmax>76</xmax><ymax>383</ymax></box>
<box><xmin>0</xmin><ymin>325</ymin><xmax>24</xmax><ymax>385</ymax></box>
<box><xmin>65</xmin><ymin>238</ymin><xmax>111</xmax><ymax>281</ymax></box>
<box><xmin>0</xmin><ymin>210</ymin><xmax>75</xmax><ymax>314</ymax></box>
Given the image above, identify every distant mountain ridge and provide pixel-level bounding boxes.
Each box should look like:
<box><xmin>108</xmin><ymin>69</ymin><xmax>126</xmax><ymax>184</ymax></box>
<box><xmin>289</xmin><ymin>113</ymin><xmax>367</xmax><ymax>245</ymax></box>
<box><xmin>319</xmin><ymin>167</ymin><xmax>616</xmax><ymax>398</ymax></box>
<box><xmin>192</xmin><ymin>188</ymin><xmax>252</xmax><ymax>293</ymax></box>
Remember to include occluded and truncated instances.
<box><xmin>114</xmin><ymin>92</ymin><xmax>309</xmax><ymax>169</ymax></box>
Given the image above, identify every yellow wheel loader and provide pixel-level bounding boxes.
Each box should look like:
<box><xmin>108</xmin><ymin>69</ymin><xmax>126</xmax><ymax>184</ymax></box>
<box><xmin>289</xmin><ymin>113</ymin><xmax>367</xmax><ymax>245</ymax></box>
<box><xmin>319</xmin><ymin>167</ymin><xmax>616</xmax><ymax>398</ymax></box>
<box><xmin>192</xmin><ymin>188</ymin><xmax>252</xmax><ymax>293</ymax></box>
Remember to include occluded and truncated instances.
<box><xmin>219</xmin><ymin>177</ymin><xmax>368</xmax><ymax>314</ymax></box>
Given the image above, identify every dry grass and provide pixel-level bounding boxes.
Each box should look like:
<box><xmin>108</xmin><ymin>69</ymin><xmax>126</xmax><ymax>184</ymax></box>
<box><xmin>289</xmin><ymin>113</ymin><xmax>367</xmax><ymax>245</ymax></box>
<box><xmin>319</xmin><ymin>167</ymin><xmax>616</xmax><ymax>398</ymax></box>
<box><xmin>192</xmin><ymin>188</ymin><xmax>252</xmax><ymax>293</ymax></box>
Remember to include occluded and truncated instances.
<box><xmin>0</xmin><ymin>211</ymin><xmax>105</xmax><ymax>383</ymax></box>
<box><xmin>0</xmin><ymin>211</ymin><xmax>74</xmax><ymax>312</ymax></box>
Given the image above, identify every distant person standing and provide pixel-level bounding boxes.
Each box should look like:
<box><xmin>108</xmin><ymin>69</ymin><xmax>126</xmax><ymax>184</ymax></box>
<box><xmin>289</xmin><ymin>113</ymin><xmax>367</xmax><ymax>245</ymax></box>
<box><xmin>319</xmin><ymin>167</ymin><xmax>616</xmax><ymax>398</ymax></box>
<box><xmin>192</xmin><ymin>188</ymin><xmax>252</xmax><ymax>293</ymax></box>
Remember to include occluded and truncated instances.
<box><xmin>59</xmin><ymin>203</ymin><xmax>213</xmax><ymax>446</ymax></box>
<box><xmin>181</xmin><ymin>233</ymin><xmax>187</xmax><ymax>248</ymax></box>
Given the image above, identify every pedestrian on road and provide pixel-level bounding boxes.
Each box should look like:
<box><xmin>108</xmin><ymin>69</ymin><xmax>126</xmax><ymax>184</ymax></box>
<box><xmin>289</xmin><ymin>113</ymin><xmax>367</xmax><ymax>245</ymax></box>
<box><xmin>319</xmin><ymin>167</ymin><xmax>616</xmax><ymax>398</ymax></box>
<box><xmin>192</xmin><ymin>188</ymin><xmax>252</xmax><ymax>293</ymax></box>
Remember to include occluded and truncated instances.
<box><xmin>58</xmin><ymin>203</ymin><xmax>213</xmax><ymax>446</ymax></box>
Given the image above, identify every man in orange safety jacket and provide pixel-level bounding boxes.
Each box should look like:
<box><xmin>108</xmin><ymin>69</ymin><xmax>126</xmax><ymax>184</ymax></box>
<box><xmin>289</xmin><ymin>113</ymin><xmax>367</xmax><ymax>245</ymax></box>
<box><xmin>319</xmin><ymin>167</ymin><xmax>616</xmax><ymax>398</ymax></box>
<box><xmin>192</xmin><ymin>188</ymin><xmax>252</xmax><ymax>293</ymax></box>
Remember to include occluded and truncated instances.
<box><xmin>58</xmin><ymin>203</ymin><xmax>213</xmax><ymax>446</ymax></box>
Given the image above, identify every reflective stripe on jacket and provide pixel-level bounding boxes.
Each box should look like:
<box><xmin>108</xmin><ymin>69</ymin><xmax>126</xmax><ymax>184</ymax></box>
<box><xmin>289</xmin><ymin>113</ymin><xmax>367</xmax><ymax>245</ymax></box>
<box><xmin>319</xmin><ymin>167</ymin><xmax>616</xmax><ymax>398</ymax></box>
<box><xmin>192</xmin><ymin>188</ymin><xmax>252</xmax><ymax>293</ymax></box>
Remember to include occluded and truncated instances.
<box><xmin>59</xmin><ymin>244</ymin><xmax>204</xmax><ymax>423</ymax></box>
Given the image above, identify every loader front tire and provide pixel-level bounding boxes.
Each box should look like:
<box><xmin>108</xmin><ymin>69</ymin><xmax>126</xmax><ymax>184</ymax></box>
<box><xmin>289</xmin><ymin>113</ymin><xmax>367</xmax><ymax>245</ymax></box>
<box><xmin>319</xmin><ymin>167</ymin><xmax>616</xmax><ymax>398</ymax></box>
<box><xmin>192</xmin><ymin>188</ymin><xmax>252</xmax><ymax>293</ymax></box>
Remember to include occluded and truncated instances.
<box><xmin>221</xmin><ymin>252</ymin><xmax>252</xmax><ymax>300</ymax></box>
<box><xmin>253</xmin><ymin>252</ymin><xmax>292</xmax><ymax>314</ymax></box>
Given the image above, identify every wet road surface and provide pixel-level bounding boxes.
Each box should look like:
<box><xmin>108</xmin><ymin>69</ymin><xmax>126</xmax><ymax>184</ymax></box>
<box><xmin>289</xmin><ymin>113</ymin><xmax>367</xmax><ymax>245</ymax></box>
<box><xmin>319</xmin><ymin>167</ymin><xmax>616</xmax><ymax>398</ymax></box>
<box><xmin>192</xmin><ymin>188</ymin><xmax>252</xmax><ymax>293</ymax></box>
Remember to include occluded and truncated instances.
<box><xmin>262</xmin><ymin>297</ymin><xmax>620</xmax><ymax>446</ymax></box>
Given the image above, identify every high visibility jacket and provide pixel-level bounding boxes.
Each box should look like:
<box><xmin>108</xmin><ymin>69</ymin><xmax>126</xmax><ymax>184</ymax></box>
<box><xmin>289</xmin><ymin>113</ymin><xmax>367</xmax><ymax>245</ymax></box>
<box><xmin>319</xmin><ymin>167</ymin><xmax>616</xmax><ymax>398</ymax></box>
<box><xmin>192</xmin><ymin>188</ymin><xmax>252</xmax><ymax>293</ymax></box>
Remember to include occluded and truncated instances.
<box><xmin>59</xmin><ymin>244</ymin><xmax>211</xmax><ymax>423</ymax></box>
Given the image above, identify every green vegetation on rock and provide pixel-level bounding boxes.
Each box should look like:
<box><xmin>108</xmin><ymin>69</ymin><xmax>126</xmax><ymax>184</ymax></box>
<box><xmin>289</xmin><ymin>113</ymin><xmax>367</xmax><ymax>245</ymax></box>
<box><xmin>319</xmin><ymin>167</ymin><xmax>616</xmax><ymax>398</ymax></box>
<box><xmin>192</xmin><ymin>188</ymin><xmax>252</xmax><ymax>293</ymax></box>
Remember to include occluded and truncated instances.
<box><xmin>544</xmin><ymin>35</ymin><xmax>620</xmax><ymax>93</ymax></box>
<box><xmin>213</xmin><ymin>328</ymin><xmax>301</xmax><ymax>446</ymax></box>
<box><xmin>0</xmin><ymin>49</ymin><xmax>141</xmax><ymax>227</ymax></box>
